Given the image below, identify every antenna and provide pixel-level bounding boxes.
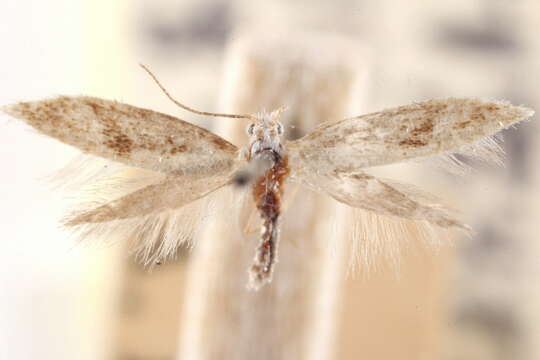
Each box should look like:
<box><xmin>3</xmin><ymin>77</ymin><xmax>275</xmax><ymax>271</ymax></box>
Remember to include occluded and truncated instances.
<box><xmin>140</xmin><ymin>64</ymin><xmax>254</xmax><ymax>121</ymax></box>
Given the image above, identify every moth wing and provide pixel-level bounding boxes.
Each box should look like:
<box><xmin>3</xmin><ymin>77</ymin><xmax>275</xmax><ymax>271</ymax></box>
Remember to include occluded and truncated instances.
<box><xmin>3</xmin><ymin>96</ymin><xmax>239</xmax><ymax>176</ymax></box>
<box><xmin>288</xmin><ymin>98</ymin><xmax>533</xmax><ymax>174</ymax></box>
<box><xmin>237</xmin><ymin>193</ymin><xmax>261</xmax><ymax>235</ymax></box>
<box><xmin>62</xmin><ymin>156</ymin><xmax>246</xmax><ymax>265</ymax></box>
<box><xmin>292</xmin><ymin>171</ymin><xmax>468</xmax><ymax>231</ymax></box>
<box><xmin>65</xmin><ymin>173</ymin><xmax>234</xmax><ymax>226</ymax></box>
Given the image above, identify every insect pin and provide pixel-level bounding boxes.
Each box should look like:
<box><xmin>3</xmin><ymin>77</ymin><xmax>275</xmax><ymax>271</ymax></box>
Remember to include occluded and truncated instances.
<box><xmin>2</xmin><ymin>65</ymin><xmax>534</xmax><ymax>290</ymax></box>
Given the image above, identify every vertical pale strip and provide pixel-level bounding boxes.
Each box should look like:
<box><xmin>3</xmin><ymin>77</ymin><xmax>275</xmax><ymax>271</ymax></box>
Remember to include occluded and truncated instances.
<box><xmin>82</xmin><ymin>0</ymin><xmax>136</xmax><ymax>359</ymax></box>
<box><xmin>0</xmin><ymin>2</ymin><xmax>121</xmax><ymax>359</ymax></box>
<box><xmin>523</xmin><ymin>2</ymin><xmax>540</xmax><ymax>359</ymax></box>
<box><xmin>361</xmin><ymin>1</ymin><xmax>540</xmax><ymax>359</ymax></box>
<box><xmin>178</xmin><ymin>32</ymin><xmax>367</xmax><ymax>360</ymax></box>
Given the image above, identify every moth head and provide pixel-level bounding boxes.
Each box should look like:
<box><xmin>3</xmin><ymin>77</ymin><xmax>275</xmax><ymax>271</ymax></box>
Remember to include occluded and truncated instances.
<box><xmin>246</xmin><ymin>106</ymin><xmax>286</xmax><ymax>140</ymax></box>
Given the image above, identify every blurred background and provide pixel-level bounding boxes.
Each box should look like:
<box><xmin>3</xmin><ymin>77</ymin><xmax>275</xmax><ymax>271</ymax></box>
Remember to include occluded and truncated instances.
<box><xmin>0</xmin><ymin>0</ymin><xmax>539</xmax><ymax>359</ymax></box>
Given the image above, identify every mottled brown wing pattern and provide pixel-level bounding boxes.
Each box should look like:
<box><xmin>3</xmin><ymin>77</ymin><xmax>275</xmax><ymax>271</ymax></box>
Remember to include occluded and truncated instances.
<box><xmin>288</xmin><ymin>98</ymin><xmax>533</xmax><ymax>229</ymax></box>
<box><xmin>3</xmin><ymin>96</ymin><xmax>247</xmax><ymax>261</ymax></box>
<box><xmin>3</xmin><ymin>96</ymin><xmax>239</xmax><ymax>177</ymax></box>
<box><xmin>288</xmin><ymin>98</ymin><xmax>533</xmax><ymax>175</ymax></box>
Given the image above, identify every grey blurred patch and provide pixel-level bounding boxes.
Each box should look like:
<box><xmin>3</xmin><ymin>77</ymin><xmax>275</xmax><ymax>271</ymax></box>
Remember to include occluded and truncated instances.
<box><xmin>455</xmin><ymin>302</ymin><xmax>522</xmax><ymax>359</ymax></box>
<box><xmin>143</xmin><ymin>1</ymin><xmax>231</xmax><ymax>49</ymax></box>
<box><xmin>502</xmin><ymin>120</ymin><xmax>533</xmax><ymax>184</ymax></box>
<box><xmin>233</xmin><ymin>156</ymin><xmax>273</xmax><ymax>188</ymax></box>
<box><xmin>436</xmin><ymin>24</ymin><xmax>519</xmax><ymax>53</ymax></box>
<box><xmin>283</xmin><ymin>112</ymin><xmax>309</xmax><ymax>141</ymax></box>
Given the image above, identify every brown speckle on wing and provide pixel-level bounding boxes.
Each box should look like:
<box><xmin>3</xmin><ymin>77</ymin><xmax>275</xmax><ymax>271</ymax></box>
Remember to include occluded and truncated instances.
<box><xmin>287</xmin><ymin>98</ymin><xmax>533</xmax><ymax>175</ymax></box>
<box><xmin>399</xmin><ymin>138</ymin><xmax>428</xmax><ymax>148</ymax></box>
<box><xmin>3</xmin><ymin>96</ymin><xmax>242</xmax><ymax>177</ymax></box>
<box><xmin>169</xmin><ymin>145</ymin><xmax>188</xmax><ymax>154</ymax></box>
<box><xmin>410</xmin><ymin>118</ymin><xmax>434</xmax><ymax>136</ymax></box>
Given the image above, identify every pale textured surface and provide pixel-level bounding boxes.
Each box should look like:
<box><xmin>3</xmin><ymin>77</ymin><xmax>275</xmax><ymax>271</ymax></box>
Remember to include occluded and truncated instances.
<box><xmin>68</xmin><ymin>185</ymin><xmax>232</xmax><ymax>265</ymax></box>
<box><xmin>299</xmin><ymin>171</ymin><xmax>467</xmax><ymax>230</ymax></box>
<box><xmin>66</xmin><ymin>174</ymin><xmax>231</xmax><ymax>224</ymax></box>
<box><xmin>288</xmin><ymin>98</ymin><xmax>533</xmax><ymax>175</ymax></box>
<box><xmin>3</xmin><ymin>96</ymin><xmax>239</xmax><ymax>177</ymax></box>
<box><xmin>60</xmin><ymin>165</ymin><xmax>238</xmax><ymax>264</ymax></box>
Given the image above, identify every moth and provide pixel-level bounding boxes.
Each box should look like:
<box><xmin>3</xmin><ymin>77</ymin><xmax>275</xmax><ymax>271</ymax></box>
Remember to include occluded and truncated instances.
<box><xmin>2</xmin><ymin>65</ymin><xmax>533</xmax><ymax>290</ymax></box>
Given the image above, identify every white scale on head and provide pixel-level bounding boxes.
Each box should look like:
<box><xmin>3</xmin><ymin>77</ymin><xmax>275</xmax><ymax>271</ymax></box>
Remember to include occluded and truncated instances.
<box><xmin>247</xmin><ymin>109</ymin><xmax>286</xmax><ymax>159</ymax></box>
<box><xmin>243</xmin><ymin>109</ymin><xmax>287</xmax><ymax>184</ymax></box>
<box><xmin>228</xmin><ymin>108</ymin><xmax>287</xmax><ymax>188</ymax></box>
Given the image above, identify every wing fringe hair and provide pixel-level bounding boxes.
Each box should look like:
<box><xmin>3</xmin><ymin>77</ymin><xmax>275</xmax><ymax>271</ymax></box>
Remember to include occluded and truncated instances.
<box><xmin>344</xmin><ymin>207</ymin><xmax>452</xmax><ymax>276</ymax></box>
<box><xmin>416</xmin><ymin>134</ymin><xmax>505</xmax><ymax>176</ymax></box>
<box><xmin>57</xmin><ymin>156</ymin><xmax>239</xmax><ymax>265</ymax></box>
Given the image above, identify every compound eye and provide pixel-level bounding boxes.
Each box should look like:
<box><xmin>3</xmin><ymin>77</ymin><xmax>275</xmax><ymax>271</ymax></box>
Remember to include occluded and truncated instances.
<box><xmin>276</xmin><ymin>122</ymin><xmax>284</xmax><ymax>135</ymax></box>
<box><xmin>247</xmin><ymin>123</ymin><xmax>255</xmax><ymax>135</ymax></box>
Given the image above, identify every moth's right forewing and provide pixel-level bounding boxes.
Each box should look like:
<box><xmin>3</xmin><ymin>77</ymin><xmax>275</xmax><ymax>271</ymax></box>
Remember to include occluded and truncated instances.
<box><xmin>3</xmin><ymin>96</ymin><xmax>239</xmax><ymax>177</ymax></box>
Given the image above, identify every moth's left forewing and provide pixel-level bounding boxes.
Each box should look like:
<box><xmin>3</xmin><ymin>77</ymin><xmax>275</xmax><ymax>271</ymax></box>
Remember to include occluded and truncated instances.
<box><xmin>287</xmin><ymin>97</ymin><xmax>534</xmax><ymax>231</ymax></box>
<box><xmin>288</xmin><ymin>98</ymin><xmax>534</xmax><ymax>174</ymax></box>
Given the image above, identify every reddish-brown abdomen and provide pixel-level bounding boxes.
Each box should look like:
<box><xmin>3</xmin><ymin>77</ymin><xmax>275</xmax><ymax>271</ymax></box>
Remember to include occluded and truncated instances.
<box><xmin>248</xmin><ymin>154</ymin><xmax>289</xmax><ymax>289</ymax></box>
